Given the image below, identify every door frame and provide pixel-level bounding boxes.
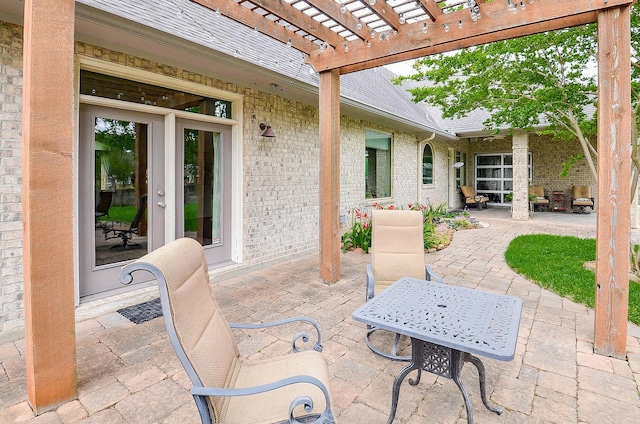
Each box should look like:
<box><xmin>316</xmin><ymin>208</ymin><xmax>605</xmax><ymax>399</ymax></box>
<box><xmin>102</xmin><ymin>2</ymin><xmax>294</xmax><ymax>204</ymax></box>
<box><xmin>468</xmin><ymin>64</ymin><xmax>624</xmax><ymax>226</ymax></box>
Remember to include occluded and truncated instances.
<box><xmin>74</xmin><ymin>57</ymin><xmax>244</xmax><ymax>304</ymax></box>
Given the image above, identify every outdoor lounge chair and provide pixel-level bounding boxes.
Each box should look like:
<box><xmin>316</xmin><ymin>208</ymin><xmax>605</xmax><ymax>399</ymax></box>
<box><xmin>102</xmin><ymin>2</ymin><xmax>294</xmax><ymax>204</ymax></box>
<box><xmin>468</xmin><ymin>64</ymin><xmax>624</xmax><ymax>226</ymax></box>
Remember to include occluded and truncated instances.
<box><xmin>571</xmin><ymin>185</ymin><xmax>595</xmax><ymax>214</ymax></box>
<box><xmin>529</xmin><ymin>185</ymin><xmax>550</xmax><ymax>211</ymax></box>
<box><xmin>365</xmin><ymin>209</ymin><xmax>444</xmax><ymax>361</ymax></box>
<box><xmin>460</xmin><ymin>185</ymin><xmax>490</xmax><ymax>210</ymax></box>
<box><xmin>119</xmin><ymin>238</ymin><xmax>334</xmax><ymax>424</ymax></box>
<box><xmin>103</xmin><ymin>194</ymin><xmax>147</xmax><ymax>248</ymax></box>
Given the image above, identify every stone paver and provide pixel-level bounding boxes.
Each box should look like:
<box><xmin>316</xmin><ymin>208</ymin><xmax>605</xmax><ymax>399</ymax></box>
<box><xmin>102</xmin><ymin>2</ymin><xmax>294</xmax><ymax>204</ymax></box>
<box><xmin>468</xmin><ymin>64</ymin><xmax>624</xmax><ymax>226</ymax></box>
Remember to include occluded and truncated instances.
<box><xmin>1</xmin><ymin>209</ymin><xmax>640</xmax><ymax>423</ymax></box>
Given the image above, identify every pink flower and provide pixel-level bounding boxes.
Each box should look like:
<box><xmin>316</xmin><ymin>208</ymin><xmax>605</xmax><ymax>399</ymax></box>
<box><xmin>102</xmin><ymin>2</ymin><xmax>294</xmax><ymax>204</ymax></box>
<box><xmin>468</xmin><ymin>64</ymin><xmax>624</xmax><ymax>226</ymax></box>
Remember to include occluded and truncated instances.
<box><xmin>388</xmin><ymin>205</ymin><xmax>395</xmax><ymax>210</ymax></box>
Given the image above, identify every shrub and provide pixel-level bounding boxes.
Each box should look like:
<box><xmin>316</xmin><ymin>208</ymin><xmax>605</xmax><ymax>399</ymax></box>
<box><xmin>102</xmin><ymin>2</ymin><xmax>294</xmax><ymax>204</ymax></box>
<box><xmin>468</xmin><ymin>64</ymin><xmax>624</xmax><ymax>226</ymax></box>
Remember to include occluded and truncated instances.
<box><xmin>341</xmin><ymin>208</ymin><xmax>372</xmax><ymax>253</ymax></box>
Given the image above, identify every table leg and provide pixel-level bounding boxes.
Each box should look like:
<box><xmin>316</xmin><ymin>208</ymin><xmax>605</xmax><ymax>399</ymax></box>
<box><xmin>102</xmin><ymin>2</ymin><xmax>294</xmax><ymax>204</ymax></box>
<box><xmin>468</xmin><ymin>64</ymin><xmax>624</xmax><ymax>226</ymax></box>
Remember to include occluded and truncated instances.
<box><xmin>451</xmin><ymin>351</ymin><xmax>474</xmax><ymax>424</ymax></box>
<box><xmin>386</xmin><ymin>362</ymin><xmax>419</xmax><ymax>424</ymax></box>
<box><xmin>464</xmin><ymin>353</ymin><xmax>503</xmax><ymax>415</ymax></box>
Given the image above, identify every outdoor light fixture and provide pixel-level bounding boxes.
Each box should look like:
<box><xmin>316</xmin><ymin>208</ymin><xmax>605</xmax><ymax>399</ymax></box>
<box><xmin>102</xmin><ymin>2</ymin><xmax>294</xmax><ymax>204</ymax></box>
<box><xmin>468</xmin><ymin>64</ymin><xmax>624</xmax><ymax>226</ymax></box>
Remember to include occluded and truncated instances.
<box><xmin>260</xmin><ymin>123</ymin><xmax>276</xmax><ymax>138</ymax></box>
<box><xmin>452</xmin><ymin>162</ymin><xmax>465</xmax><ymax>168</ymax></box>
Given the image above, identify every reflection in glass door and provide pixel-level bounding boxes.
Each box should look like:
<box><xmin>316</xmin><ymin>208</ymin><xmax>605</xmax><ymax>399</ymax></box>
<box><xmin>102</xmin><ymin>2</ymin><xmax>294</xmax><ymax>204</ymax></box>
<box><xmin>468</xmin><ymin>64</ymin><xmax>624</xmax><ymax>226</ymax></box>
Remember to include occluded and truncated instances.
<box><xmin>177</xmin><ymin>120</ymin><xmax>231</xmax><ymax>265</ymax></box>
<box><xmin>94</xmin><ymin>118</ymin><xmax>149</xmax><ymax>266</ymax></box>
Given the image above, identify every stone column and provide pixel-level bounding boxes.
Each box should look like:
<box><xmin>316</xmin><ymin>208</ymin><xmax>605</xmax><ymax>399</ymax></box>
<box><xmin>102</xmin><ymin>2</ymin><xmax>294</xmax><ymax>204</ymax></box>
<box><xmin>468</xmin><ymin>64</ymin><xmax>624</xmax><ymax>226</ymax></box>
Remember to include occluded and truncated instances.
<box><xmin>511</xmin><ymin>131</ymin><xmax>529</xmax><ymax>221</ymax></box>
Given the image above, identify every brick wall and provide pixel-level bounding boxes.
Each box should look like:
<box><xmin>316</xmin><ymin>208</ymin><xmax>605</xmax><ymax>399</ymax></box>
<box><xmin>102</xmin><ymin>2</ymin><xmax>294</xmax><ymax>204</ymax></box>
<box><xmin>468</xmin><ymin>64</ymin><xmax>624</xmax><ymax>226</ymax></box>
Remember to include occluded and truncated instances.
<box><xmin>0</xmin><ymin>21</ymin><xmax>24</xmax><ymax>340</ymax></box>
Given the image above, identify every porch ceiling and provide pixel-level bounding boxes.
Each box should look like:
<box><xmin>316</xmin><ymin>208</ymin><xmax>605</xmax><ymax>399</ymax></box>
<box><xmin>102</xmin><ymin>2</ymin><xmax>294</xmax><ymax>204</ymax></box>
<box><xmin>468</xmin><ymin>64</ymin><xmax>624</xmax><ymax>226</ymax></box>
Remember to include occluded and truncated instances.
<box><xmin>192</xmin><ymin>0</ymin><xmax>634</xmax><ymax>74</ymax></box>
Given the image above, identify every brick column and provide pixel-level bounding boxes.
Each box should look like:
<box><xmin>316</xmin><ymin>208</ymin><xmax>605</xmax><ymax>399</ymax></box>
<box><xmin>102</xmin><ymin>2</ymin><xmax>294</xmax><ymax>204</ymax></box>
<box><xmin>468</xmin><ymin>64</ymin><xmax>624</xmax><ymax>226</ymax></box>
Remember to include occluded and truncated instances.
<box><xmin>511</xmin><ymin>131</ymin><xmax>529</xmax><ymax>221</ymax></box>
<box><xmin>22</xmin><ymin>0</ymin><xmax>77</xmax><ymax>412</ymax></box>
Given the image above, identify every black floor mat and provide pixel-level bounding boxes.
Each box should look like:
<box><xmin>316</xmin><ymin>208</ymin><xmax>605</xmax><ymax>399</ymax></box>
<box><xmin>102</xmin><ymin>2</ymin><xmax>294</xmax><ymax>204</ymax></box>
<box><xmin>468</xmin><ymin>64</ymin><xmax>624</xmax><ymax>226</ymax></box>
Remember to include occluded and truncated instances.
<box><xmin>117</xmin><ymin>298</ymin><xmax>163</xmax><ymax>324</ymax></box>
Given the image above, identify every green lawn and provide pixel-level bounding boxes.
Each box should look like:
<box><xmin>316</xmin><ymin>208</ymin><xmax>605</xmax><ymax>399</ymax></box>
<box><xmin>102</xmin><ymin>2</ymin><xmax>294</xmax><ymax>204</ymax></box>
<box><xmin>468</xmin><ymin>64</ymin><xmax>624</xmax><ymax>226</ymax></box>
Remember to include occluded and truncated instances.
<box><xmin>100</xmin><ymin>203</ymin><xmax>199</xmax><ymax>232</ymax></box>
<box><xmin>505</xmin><ymin>234</ymin><xmax>640</xmax><ymax>325</ymax></box>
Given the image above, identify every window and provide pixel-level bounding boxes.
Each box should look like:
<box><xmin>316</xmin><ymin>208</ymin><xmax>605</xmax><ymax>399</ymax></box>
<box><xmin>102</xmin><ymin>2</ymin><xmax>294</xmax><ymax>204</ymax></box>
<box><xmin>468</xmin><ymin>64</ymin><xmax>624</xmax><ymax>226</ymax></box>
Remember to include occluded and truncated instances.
<box><xmin>422</xmin><ymin>144</ymin><xmax>433</xmax><ymax>185</ymax></box>
<box><xmin>80</xmin><ymin>70</ymin><xmax>232</xmax><ymax>118</ymax></box>
<box><xmin>365</xmin><ymin>130</ymin><xmax>392</xmax><ymax>199</ymax></box>
<box><xmin>455</xmin><ymin>151</ymin><xmax>466</xmax><ymax>188</ymax></box>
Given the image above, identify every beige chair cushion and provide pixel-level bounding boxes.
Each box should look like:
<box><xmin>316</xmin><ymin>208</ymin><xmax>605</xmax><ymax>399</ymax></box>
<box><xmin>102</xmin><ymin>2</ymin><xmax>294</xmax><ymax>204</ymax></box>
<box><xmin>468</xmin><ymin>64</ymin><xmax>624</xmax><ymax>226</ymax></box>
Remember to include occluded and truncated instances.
<box><xmin>225</xmin><ymin>350</ymin><xmax>330</xmax><ymax>424</ymax></box>
<box><xmin>572</xmin><ymin>185</ymin><xmax>594</xmax><ymax>206</ymax></box>
<box><xmin>371</xmin><ymin>209</ymin><xmax>425</xmax><ymax>295</ymax></box>
<box><xmin>529</xmin><ymin>186</ymin><xmax>549</xmax><ymax>204</ymax></box>
<box><xmin>572</xmin><ymin>185</ymin><xmax>591</xmax><ymax>199</ymax></box>
<box><xmin>140</xmin><ymin>238</ymin><xmax>240</xmax><ymax>421</ymax></box>
<box><xmin>460</xmin><ymin>185</ymin><xmax>489</xmax><ymax>204</ymax></box>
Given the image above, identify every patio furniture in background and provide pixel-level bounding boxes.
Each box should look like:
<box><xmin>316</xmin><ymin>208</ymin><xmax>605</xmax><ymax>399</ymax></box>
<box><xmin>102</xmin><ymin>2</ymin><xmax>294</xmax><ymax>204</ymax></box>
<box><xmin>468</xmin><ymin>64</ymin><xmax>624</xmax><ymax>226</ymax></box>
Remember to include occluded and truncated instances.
<box><xmin>570</xmin><ymin>185</ymin><xmax>595</xmax><ymax>214</ymax></box>
<box><xmin>94</xmin><ymin>190</ymin><xmax>113</xmax><ymax>227</ymax></box>
<box><xmin>460</xmin><ymin>186</ymin><xmax>489</xmax><ymax>210</ymax></box>
<box><xmin>528</xmin><ymin>185</ymin><xmax>550</xmax><ymax>211</ymax></box>
<box><xmin>103</xmin><ymin>194</ymin><xmax>147</xmax><ymax>248</ymax></box>
<box><xmin>353</xmin><ymin>277</ymin><xmax>523</xmax><ymax>424</ymax></box>
<box><xmin>119</xmin><ymin>238</ymin><xmax>334</xmax><ymax>424</ymax></box>
<box><xmin>365</xmin><ymin>209</ymin><xmax>443</xmax><ymax>361</ymax></box>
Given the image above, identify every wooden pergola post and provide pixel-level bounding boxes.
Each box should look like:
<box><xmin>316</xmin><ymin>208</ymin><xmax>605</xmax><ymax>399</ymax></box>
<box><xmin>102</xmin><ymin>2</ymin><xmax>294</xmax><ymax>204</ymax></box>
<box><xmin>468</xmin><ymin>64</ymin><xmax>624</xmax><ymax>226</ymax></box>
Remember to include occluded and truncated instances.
<box><xmin>318</xmin><ymin>69</ymin><xmax>341</xmax><ymax>283</ymax></box>
<box><xmin>594</xmin><ymin>5</ymin><xmax>632</xmax><ymax>359</ymax></box>
<box><xmin>22</xmin><ymin>0</ymin><xmax>77</xmax><ymax>412</ymax></box>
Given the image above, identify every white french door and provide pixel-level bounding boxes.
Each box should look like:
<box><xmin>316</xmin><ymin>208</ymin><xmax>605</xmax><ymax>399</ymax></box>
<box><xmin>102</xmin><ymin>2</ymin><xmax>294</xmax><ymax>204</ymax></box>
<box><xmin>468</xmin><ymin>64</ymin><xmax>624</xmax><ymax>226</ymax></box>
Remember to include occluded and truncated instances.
<box><xmin>78</xmin><ymin>106</ymin><xmax>234</xmax><ymax>299</ymax></box>
<box><xmin>79</xmin><ymin>105</ymin><xmax>165</xmax><ymax>298</ymax></box>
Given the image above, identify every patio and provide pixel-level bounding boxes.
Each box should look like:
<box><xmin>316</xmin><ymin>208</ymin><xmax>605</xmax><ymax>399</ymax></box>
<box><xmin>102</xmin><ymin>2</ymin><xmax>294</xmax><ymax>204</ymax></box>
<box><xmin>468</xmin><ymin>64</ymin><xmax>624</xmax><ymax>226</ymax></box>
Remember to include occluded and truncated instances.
<box><xmin>1</xmin><ymin>209</ymin><xmax>639</xmax><ymax>423</ymax></box>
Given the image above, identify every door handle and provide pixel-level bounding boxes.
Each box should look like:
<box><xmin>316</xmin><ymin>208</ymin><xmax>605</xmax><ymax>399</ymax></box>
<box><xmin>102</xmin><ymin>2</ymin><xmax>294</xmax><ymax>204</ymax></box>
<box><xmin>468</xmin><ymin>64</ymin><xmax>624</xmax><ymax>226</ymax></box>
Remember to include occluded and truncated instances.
<box><xmin>157</xmin><ymin>202</ymin><xmax>166</xmax><ymax>208</ymax></box>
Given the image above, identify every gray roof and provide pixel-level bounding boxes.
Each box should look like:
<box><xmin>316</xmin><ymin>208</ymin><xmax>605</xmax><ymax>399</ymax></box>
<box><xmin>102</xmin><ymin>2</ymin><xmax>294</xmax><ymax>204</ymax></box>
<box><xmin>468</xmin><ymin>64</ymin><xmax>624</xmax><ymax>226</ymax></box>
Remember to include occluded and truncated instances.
<box><xmin>78</xmin><ymin>0</ymin><xmax>450</xmax><ymax>137</ymax></box>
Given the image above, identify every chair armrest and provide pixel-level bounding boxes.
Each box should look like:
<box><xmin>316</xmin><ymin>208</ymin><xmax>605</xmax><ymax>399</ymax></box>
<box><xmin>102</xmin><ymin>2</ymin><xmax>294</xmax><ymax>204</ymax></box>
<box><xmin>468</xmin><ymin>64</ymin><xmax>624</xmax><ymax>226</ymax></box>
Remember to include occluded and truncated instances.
<box><xmin>192</xmin><ymin>375</ymin><xmax>334</xmax><ymax>424</ymax></box>
<box><xmin>366</xmin><ymin>263</ymin><xmax>375</xmax><ymax>302</ymax></box>
<box><xmin>230</xmin><ymin>317</ymin><xmax>324</xmax><ymax>353</ymax></box>
<box><xmin>425</xmin><ymin>265</ymin><xmax>445</xmax><ymax>284</ymax></box>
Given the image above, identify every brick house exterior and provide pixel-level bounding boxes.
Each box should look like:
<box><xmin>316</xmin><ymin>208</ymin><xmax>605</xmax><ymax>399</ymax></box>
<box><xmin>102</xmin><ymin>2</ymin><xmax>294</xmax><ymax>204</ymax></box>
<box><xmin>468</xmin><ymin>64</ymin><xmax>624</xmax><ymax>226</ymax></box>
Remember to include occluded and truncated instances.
<box><xmin>0</xmin><ymin>2</ymin><xmax>597</xmax><ymax>343</ymax></box>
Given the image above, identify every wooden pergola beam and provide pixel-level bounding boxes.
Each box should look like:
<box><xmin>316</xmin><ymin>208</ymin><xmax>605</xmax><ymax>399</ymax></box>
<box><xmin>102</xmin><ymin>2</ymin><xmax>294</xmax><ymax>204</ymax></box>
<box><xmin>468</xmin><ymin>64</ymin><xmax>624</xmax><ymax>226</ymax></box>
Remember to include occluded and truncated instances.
<box><xmin>305</xmin><ymin>0</ymin><xmax>371</xmax><ymax>41</ymax></box>
<box><xmin>191</xmin><ymin>0</ymin><xmax>317</xmax><ymax>54</ymax></box>
<box><xmin>309</xmin><ymin>0</ymin><xmax>633</xmax><ymax>72</ymax></box>
<box><xmin>340</xmin><ymin>12</ymin><xmax>596</xmax><ymax>74</ymax></box>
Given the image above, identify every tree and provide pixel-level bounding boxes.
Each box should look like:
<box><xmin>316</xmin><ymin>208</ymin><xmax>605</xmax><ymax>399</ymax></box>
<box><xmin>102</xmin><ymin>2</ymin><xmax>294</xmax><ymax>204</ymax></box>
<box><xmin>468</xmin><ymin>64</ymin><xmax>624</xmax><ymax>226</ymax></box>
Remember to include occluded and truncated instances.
<box><xmin>95</xmin><ymin>119</ymin><xmax>136</xmax><ymax>187</ymax></box>
<box><xmin>395</xmin><ymin>4</ymin><xmax>639</xmax><ymax>193</ymax></box>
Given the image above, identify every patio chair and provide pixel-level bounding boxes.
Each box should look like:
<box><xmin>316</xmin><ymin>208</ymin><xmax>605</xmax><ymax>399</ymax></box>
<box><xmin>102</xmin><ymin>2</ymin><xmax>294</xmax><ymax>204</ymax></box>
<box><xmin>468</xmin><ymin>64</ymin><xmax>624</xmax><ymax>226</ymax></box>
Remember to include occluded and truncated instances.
<box><xmin>119</xmin><ymin>238</ymin><xmax>334</xmax><ymax>424</ymax></box>
<box><xmin>529</xmin><ymin>185</ymin><xmax>550</xmax><ymax>212</ymax></box>
<box><xmin>103</xmin><ymin>194</ymin><xmax>147</xmax><ymax>248</ymax></box>
<box><xmin>94</xmin><ymin>190</ymin><xmax>113</xmax><ymax>228</ymax></box>
<box><xmin>570</xmin><ymin>185</ymin><xmax>595</xmax><ymax>214</ymax></box>
<box><xmin>460</xmin><ymin>185</ymin><xmax>490</xmax><ymax>210</ymax></box>
<box><xmin>365</xmin><ymin>209</ymin><xmax>444</xmax><ymax>361</ymax></box>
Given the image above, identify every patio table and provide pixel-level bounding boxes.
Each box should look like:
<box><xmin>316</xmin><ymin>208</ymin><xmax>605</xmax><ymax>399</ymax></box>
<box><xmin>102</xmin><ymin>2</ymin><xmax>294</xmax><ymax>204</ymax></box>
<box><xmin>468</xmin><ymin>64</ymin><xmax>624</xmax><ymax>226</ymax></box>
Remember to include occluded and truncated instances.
<box><xmin>352</xmin><ymin>277</ymin><xmax>522</xmax><ymax>424</ymax></box>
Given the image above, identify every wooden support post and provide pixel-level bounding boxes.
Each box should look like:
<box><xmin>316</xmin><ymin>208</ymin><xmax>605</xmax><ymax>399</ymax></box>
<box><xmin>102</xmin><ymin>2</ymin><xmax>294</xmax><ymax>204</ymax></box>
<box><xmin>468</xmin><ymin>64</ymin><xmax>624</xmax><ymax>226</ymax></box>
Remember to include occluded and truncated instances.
<box><xmin>22</xmin><ymin>0</ymin><xmax>77</xmax><ymax>412</ymax></box>
<box><xmin>318</xmin><ymin>70</ymin><xmax>341</xmax><ymax>283</ymax></box>
<box><xmin>594</xmin><ymin>6</ymin><xmax>631</xmax><ymax>359</ymax></box>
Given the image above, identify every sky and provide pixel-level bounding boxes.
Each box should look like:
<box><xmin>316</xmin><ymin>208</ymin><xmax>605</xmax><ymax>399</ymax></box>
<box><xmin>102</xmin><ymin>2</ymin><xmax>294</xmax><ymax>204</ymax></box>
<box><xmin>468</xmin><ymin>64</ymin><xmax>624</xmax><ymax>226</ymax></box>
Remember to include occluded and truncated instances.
<box><xmin>384</xmin><ymin>59</ymin><xmax>416</xmax><ymax>76</ymax></box>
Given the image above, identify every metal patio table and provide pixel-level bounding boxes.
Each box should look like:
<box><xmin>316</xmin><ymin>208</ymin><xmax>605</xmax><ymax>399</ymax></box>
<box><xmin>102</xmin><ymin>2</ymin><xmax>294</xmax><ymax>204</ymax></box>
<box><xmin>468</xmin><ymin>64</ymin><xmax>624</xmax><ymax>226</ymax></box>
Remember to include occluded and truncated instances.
<box><xmin>352</xmin><ymin>277</ymin><xmax>522</xmax><ymax>424</ymax></box>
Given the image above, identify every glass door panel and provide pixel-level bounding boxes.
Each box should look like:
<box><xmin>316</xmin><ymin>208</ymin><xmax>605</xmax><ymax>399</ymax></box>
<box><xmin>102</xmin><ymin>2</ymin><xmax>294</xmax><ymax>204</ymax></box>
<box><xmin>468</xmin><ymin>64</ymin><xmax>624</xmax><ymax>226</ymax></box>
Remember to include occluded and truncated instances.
<box><xmin>183</xmin><ymin>128</ymin><xmax>222</xmax><ymax>247</ymax></box>
<box><xmin>176</xmin><ymin>119</ymin><xmax>232</xmax><ymax>265</ymax></box>
<box><xmin>94</xmin><ymin>119</ymin><xmax>148</xmax><ymax>266</ymax></box>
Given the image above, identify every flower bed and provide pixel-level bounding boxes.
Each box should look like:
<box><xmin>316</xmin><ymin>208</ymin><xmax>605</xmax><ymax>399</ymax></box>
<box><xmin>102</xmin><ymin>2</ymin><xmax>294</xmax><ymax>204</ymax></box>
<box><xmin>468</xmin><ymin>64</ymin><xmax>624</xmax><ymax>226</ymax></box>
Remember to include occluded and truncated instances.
<box><xmin>341</xmin><ymin>202</ymin><xmax>479</xmax><ymax>253</ymax></box>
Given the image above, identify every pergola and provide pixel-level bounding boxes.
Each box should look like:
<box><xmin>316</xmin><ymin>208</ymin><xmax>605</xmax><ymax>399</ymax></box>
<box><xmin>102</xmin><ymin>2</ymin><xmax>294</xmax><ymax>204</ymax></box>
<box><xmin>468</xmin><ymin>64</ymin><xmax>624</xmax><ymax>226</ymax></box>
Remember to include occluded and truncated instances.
<box><xmin>23</xmin><ymin>0</ymin><xmax>634</xmax><ymax>413</ymax></box>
